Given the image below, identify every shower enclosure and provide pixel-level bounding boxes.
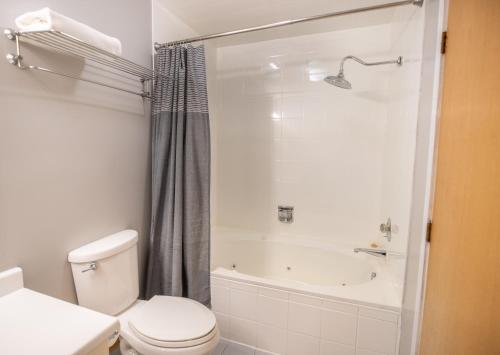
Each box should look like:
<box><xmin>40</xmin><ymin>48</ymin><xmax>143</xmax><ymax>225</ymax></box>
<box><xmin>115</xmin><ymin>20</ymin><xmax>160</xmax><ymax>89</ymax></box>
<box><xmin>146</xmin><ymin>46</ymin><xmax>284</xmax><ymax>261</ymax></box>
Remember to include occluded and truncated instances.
<box><xmin>180</xmin><ymin>2</ymin><xmax>429</xmax><ymax>354</ymax></box>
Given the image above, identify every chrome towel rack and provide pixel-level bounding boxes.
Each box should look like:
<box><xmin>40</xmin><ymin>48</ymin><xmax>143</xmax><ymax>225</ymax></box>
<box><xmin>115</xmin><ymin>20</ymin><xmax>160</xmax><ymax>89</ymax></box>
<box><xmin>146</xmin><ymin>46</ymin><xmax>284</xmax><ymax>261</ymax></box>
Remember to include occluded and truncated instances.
<box><xmin>4</xmin><ymin>28</ymin><xmax>153</xmax><ymax>98</ymax></box>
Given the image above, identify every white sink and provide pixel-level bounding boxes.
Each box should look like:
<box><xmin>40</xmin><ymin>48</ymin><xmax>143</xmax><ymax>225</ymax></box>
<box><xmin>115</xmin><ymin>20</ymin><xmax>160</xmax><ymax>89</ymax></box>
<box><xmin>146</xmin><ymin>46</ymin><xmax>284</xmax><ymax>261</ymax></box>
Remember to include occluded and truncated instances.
<box><xmin>0</xmin><ymin>267</ymin><xmax>120</xmax><ymax>355</ymax></box>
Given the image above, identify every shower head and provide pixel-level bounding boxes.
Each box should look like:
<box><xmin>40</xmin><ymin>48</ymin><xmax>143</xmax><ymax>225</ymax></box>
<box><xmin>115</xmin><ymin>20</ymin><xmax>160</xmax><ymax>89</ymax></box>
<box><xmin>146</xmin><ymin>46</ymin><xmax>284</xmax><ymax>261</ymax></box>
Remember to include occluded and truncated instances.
<box><xmin>324</xmin><ymin>72</ymin><xmax>352</xmax><ymax>89</ymax></box>
<box><xmin>325</xmin><ymin>55</ymin><xmax>403</xmax><ymax>89</ymax></box>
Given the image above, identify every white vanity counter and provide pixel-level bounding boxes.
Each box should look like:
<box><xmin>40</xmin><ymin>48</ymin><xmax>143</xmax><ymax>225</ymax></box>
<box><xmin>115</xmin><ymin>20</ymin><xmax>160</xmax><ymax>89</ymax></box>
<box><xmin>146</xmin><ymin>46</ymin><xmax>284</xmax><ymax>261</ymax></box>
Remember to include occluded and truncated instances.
<box><xmin>0</xmin><ymin>267</ymin><xmax>119</xmax><ymax>355</ymax></box>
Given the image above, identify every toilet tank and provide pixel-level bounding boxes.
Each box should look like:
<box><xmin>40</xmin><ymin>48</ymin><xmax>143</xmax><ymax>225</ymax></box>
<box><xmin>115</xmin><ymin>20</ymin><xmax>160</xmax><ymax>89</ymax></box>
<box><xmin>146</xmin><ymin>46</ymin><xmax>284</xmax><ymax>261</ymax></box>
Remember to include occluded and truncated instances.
<box><xmin>68</xmin><ymin>230</ymin><xmax>139</xmax><ymax>315</ymax></box>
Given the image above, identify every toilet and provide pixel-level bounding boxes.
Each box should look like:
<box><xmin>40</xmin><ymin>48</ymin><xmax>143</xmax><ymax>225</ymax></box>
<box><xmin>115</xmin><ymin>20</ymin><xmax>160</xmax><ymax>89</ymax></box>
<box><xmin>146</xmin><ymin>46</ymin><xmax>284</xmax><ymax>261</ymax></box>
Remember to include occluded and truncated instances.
<box><xmin>68</xmin><ymin>230</ymin><xmax>219</xmax><ymax>355</ymax></box>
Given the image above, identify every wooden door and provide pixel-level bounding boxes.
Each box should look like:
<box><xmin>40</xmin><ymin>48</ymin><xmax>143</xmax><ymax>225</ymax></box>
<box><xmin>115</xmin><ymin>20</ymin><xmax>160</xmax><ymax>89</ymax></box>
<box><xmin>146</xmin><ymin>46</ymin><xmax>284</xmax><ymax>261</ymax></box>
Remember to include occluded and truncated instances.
<box><xmin>419</xmin><ymin>1</ymin><xmax>500</xmax><ymax>354</ymax></box>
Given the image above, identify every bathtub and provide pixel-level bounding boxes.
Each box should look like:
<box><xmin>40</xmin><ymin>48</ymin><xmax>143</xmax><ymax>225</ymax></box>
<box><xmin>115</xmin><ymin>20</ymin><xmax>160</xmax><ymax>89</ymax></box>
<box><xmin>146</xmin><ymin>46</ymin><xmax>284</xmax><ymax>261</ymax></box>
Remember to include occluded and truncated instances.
<box><xmin>210</xmin><ymin>231</ymin><xmax>404</xmax><ymax>354</ymax></box>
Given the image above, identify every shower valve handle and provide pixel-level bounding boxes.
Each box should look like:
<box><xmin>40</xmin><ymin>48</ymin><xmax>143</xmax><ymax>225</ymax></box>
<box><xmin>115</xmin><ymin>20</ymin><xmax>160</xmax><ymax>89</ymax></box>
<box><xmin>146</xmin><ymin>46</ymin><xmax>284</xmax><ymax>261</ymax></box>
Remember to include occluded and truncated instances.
<box><xmin>380</xmin><ymin>218</ymin><xmax>392</xmax><ymax>242</ymax></box>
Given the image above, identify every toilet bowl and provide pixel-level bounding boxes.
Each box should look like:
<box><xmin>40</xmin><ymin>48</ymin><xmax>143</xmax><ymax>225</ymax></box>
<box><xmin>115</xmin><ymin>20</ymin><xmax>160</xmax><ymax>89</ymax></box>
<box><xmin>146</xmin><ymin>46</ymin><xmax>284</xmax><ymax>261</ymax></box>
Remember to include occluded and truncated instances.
<box><xmin>68</xmin><ymin>230</ymin><xmax>219</xmax><ymax>355</ymax></box>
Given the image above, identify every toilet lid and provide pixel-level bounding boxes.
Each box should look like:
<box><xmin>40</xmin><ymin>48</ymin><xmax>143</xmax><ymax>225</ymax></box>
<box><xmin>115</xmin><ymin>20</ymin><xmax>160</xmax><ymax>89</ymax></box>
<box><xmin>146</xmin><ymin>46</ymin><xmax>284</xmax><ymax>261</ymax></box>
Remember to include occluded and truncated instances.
<box><xmin>128</xmin><ymin>295</ymin><xmax>217</xmax><ymax>348</ymax></box>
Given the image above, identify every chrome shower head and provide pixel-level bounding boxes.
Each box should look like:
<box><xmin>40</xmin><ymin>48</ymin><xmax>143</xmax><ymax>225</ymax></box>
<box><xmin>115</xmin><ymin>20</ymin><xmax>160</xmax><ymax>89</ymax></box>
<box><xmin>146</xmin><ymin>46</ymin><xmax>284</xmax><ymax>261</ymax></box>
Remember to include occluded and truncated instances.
<box><xmin>325</xmin><ymin>55</ymin><xmax>403</xmax><ymax>89</ymax></box>
<box><xmin>323</xmin><ymin>72</ymin><xmax>352</xmax><ymax>89</ymax></box>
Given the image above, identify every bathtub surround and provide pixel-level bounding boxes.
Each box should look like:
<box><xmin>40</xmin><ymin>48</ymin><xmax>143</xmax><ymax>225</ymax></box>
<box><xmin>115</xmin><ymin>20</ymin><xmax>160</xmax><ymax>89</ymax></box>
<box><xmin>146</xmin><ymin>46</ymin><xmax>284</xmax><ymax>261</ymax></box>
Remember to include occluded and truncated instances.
<box><xmin>213</xmin><ymin>21</ymin><xmax>422</xmax><ymax>253</ymax></box>
<box><xmin>207</xmin><ymin>5</ymin><xmax>424</xmax><ymax>354</ymax></box>
<box><xmin>0</xmin><ymin>0</ymin><xmax>151</xmax><ymax>303</ymax></box>
<box><xmin>145</xmin><ymin>45</ymin><xmax>211</xmax><ymax>306</ymax></box>
<box><xmin>211</xmin><ymin>275</ymin><xmax>401</xmax><ymax>355</ymax></box>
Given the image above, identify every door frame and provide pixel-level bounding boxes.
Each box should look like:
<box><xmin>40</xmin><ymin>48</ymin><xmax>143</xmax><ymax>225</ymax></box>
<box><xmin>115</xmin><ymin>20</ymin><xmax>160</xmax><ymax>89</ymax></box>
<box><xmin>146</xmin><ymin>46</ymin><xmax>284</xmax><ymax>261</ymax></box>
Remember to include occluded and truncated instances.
<box><xmin>399</xmin><ymin>0</ymin><xmax>448</xmax><ymax>354</ymax></box>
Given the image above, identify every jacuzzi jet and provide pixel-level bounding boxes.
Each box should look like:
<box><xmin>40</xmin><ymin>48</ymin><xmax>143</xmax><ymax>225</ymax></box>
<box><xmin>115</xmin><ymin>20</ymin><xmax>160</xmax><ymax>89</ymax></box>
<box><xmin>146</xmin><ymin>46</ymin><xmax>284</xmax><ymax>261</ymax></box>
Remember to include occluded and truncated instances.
<box><xmin>232</xmin><ymin>264</ymin><xmax>236</xmax><ymax>270</ymax></box>
<box><xmin>286</xmin><ymin>266</ymin><xmax>291</xmax><ymax>271</ymax></box>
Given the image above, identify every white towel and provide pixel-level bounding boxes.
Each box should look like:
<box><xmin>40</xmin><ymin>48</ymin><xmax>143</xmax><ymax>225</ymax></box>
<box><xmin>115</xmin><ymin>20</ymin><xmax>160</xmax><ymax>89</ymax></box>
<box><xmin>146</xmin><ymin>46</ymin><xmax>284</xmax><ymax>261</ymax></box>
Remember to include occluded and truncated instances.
<box><xmin>15</xmin><ymin>8</ymin><xmax>122</xmax><ymax>56</ymax></box>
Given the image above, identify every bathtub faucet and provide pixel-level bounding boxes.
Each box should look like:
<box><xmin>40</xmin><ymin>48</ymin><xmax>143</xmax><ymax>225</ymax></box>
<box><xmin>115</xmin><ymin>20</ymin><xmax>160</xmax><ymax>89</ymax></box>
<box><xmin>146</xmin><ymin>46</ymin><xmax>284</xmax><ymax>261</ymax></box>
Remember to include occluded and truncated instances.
<box><xmin>353</xmin><ymin>248</ymin><xmax>387</xmax><ymax>258</ymax></box>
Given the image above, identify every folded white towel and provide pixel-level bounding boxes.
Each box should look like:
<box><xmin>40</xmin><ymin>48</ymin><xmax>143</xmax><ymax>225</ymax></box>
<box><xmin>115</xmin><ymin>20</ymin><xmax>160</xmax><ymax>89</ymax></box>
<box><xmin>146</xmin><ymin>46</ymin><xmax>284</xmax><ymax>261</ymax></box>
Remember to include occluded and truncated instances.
<box><xmin>15</xmin><ymin>8</ymin><xmax>122</xmax><ymax>56</ymax></box>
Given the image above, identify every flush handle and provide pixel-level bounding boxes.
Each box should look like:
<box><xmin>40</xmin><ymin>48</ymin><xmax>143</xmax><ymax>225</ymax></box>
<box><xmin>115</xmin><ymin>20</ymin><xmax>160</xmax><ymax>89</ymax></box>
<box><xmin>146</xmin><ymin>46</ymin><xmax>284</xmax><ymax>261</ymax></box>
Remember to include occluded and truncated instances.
<box><xmin>81</xmin><ymin>262</ymin><xmax>97</xmax><ymax>273</ymax></box>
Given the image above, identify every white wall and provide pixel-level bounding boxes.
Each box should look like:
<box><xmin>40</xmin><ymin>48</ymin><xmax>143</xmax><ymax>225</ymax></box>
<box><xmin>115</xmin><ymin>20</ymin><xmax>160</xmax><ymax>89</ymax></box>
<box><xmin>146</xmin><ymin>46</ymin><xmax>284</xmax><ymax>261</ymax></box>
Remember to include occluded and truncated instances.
<box><xmin>213</xmin><ymin>22</ymin><xmax>423</xmax><ymax>256</ymax></box>
<box><xmin>381</xmin><ymin>6</ymin><xmax>425</xmax><ymax>256</ymax></box>
<box><xmin>0</xmin><ymin>0</ymin><xmax>152</xmax><ymax>303</ymax></box>
<box><xmin>152</xmin><ymin>0</ymin><xmax>197</xmax><ymax>45</ymax></box>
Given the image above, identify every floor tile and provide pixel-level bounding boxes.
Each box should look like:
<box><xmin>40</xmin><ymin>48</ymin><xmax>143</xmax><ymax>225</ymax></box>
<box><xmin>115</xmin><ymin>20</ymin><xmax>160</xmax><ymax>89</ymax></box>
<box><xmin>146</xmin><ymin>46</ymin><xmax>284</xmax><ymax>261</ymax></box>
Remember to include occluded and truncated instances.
<box><xmin>213</xmin><ymin>340</ymin><xmax>228</xmax><ymax>355</ymax></box>
<box><xmin>223</xmin><ymin>341</ymin><xmax>255</xmax><ymax>355</ymax></box>
<box><xmin>255</xmin><ymin>350</ymin><xmax>274</xmax><ymax>355</ymax></box>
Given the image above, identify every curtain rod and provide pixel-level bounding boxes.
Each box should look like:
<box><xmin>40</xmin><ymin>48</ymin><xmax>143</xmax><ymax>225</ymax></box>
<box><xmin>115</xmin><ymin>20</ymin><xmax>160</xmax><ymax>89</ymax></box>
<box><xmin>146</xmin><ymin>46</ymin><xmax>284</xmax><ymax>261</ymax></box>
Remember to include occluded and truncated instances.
<box><xmin>154</xmin><ymin>0</ymin><xmax>423</xmax><ymax>49</ymax></box>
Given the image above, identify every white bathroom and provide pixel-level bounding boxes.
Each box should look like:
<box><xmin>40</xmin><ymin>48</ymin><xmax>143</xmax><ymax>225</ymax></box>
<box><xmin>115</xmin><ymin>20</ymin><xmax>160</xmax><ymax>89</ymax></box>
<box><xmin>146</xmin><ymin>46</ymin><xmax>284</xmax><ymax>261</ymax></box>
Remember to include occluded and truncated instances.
<box><xmin>2</xmin><ymin>1</ymin><xmax>499</xmax><ymax>355</ymax></box>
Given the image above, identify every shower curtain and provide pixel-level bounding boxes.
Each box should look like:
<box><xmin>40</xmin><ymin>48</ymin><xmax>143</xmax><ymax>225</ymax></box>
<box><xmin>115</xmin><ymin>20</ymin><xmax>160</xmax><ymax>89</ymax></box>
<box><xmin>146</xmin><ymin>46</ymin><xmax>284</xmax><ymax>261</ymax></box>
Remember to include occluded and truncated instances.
<box><xmin>145</xmin><ymin>45</ymin><xmax>211</xmax><ymax>307</ymax></box>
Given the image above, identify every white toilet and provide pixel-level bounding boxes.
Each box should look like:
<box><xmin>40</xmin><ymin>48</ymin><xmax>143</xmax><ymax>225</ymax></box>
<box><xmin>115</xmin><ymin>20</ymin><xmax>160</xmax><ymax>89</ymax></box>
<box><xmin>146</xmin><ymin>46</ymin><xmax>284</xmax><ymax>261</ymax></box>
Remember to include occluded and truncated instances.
<box><xmin>68</xmin><ymin>230</ymin><xmax>219</xmax><ymax>355</ymax></box>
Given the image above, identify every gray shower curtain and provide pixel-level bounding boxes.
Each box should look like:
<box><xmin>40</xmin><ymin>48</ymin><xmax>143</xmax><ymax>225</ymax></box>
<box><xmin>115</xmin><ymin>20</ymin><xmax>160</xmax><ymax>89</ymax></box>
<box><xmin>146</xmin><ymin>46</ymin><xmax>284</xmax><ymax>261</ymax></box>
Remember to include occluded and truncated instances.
<box><xmin>145</xmin><ymin>45</ymin><xmax>211</xmax><ymax>306</ymax></box>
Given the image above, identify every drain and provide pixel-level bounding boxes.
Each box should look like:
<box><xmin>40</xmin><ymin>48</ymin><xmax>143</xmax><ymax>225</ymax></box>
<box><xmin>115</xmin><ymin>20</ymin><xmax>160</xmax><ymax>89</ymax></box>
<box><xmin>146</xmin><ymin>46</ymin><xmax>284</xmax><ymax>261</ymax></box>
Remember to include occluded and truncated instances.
<box><xmin>341</xmin><ymin>283</ymin><xmax>346</xmax><ymax>286</ymax></box>
<box><xmin>286</xmin><ymin>266</ymin><xmax>291</xmax><ymax>271</ymax></box>
<box><xmin>370</xmin><ymin>272</ymin><xmax>377</xmax><ymax>280</ymax></box>
<box><xmin>232</xmin><ymin>264</ymin><xmax>236</xmax><ymax>270</ymax></box>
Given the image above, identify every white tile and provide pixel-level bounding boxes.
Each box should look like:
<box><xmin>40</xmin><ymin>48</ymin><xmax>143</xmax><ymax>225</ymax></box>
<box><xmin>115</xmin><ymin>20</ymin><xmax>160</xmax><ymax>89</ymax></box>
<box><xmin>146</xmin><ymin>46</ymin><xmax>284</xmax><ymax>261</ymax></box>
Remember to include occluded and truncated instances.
<box><xmin>281</xmin><ymin>118</ymin><xmax>304</xmax><ymax>140</ymax></box>
<box><xmin>356</xmin><ymin>350</ymin><xmax>388</xmax><ymax>355</ymax></box>
<box><xmin>257</xmin><ymin>294</ymin><xmax>289</xmax><ymax>328</ymax></box>
<box><xmin>322</xmin><ymin>300</ymin><xmax>358</xmax><ymax>315</ymax></box>
<box><xmin>214</xmin><ymin>312</ymin><xmax>231</xmax><ymax>338</ymax></box>
<box><xmin>286</xmin><ymin>331</ymin><xmax>320</xmax><ymax>355</ymax></box>
<box><xmin>281</xmin><ymin>94</ymin><xmax>303</xmax><ymax>118</ymax></box>
<box><xmin>320</xmin><ymin>309</ymin><xmax>357</xmax><ymax>346</ymax></box>
<box><xmin>281</xmin><ymin>65</ymin><xmax>306</xmax><ymax>94</ymax></box>
<box><xmin>257</xmin><ymin>324</ymin><xmax>287</xmax><ymax>354</ymax></box>
<box><xmin>229</xmin><ymin>316</ymin><xmax>258</xmax><ymax>347</ymax></box>
<box><xmin>356</xmin><ymin>316</ymin><xmax>398</xmax><ymax>355</ymax></box>
<box><xmin>289</xmin><ymin>293</ymin><xmax>323</xmax><ymax>307</ymax></box>
<box><xmin>358</xmin><ymin>307</ymin><xmax>399</xmax><ymax>323</ymax></box>
<box><xmin>320</xmin><ymin>340</ymin><xmax>355</xmax><ymax>355</ymax></box>
<box><xmin>212</xmin><ymin>285</ymin><xmax>230</xmax><ymax>313</ymax></box>
<box><xmin>229</xmin><ymin>280</ymin><xmax>259</xmax><ymax>294</ymax></box>
<box><xmin>212</xmin><ymin>25</ymin><xmax>418</xmax><ymax>253</ymax></box>
<box><xmin>211</xmin><ymin>276</ymin><xmax>230</xmax><ymax>288</ymax></box>
<box><xmin>259</xmin><ymin>286</ymin><xmax>289</xmax><ymax>300</ymax></box>
<box><xmin>288</xmin><ymin>302</ymin><xmax>321</xmax><ymax>337</ymax></box>
<box><xmin>302</xmin><ymin>96</ymin><xmax>327</xmax><ymax>121</ymax></box>
<box><xmin>230</xmin><ymin>288</ymin><xmax>258</xmax><ymax>321</ymax></box>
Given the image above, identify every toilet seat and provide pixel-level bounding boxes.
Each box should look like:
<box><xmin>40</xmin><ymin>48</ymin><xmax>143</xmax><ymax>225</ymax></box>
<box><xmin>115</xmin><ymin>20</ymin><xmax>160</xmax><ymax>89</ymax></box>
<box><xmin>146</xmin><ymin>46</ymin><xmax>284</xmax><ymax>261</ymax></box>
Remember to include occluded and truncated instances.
<box><xmin>127</xmin><ymin>296</ymin><xmax>217</xmax><ymax>349</ymax></box>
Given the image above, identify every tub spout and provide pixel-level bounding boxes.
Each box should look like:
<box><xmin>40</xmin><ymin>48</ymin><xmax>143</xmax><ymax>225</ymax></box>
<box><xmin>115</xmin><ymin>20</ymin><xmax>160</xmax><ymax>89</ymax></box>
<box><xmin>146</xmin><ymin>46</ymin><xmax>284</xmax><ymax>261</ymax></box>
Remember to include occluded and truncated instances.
<box><xmin>353</xmin><ymin>248</ymin><xmax>387</xmax><ymax>258</ymax></box>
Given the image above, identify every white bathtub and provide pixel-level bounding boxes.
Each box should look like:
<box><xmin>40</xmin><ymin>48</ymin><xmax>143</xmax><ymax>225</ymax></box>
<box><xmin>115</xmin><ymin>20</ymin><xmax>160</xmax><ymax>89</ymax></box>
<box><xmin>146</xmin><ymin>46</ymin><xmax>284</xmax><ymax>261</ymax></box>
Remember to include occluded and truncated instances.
<box><xmin>212</xmin><ymin>234</ymin><xmax>402</xmax><ymax>309</ymax></box>
<box><xmin>210</xmin><ymin>232</ymin><xmax>404</xmax><ymax>354</ymax></box>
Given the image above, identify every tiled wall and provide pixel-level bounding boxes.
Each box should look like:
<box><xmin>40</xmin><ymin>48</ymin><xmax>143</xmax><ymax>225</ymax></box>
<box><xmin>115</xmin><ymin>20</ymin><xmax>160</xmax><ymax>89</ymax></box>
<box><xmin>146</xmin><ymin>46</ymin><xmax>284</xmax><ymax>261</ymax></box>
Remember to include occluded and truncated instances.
<box><xmin>380</xmin><ymin>8</ymin><xmax>424</xmax><ymax>254</ymax></box>
<box><xmin>211</xmin><ymin>18</ymin><xmax>424</xmax><ymax>355</ymax></box>
<box><xmin>213</xmin><ymin>22</ymin><xmax>421</xmax><ymax>252</ymax></box>
<box><xmin>212</xmin><ymin>276</ymin><xmax>400</xmax><ymax>355</ymax></box>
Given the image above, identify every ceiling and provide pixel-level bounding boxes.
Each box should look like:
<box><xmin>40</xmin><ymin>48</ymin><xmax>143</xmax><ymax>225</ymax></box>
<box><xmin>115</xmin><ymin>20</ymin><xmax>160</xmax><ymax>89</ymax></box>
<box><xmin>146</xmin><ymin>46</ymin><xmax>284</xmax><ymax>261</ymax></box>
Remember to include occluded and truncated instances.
<box><xmin>157</xmin><ymin>0</ymin><xmax>413</xmax><ymax>46</ymax></box>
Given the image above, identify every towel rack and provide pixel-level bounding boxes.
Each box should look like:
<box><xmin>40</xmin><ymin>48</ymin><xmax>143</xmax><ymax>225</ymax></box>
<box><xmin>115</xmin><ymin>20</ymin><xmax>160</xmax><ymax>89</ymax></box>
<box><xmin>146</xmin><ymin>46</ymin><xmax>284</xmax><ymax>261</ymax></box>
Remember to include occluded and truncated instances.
<box><xmin>4</xmin><ymin>28</ymin><xmax>153</xmax><ymax>98</ymax></box>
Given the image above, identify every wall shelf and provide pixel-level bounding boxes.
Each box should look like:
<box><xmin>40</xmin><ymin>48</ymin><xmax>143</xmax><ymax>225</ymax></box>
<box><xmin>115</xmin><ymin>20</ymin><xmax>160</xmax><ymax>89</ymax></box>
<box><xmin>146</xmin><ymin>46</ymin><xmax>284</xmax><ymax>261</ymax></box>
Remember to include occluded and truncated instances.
<box><xmin>4</xmin><ymin>28</ymin><xmax>153</xmax><ymax>98</ymax></box>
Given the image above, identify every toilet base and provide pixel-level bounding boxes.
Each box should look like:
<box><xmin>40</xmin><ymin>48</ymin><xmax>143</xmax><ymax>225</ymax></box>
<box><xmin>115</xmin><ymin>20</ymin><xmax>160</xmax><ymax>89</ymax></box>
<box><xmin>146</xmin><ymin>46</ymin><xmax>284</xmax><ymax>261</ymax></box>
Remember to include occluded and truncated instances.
<box><xmin>119</xmin><ymin>332</ymin><xmax>219</xmax><ymax>355</ymax></box>
<box><xmin>120</xmin><ymin>338</ymin><xmax>140</xmax><ymax>355</ymax></box>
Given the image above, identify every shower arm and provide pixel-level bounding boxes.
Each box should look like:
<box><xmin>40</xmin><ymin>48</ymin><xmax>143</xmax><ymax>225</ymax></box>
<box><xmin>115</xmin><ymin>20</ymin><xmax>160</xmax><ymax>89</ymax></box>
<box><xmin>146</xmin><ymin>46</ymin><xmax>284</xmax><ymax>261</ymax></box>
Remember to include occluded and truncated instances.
<box><xmin>338</xmin><ymin>55</ymin><xmax>403</xmax><ymax>75</ymax></box>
